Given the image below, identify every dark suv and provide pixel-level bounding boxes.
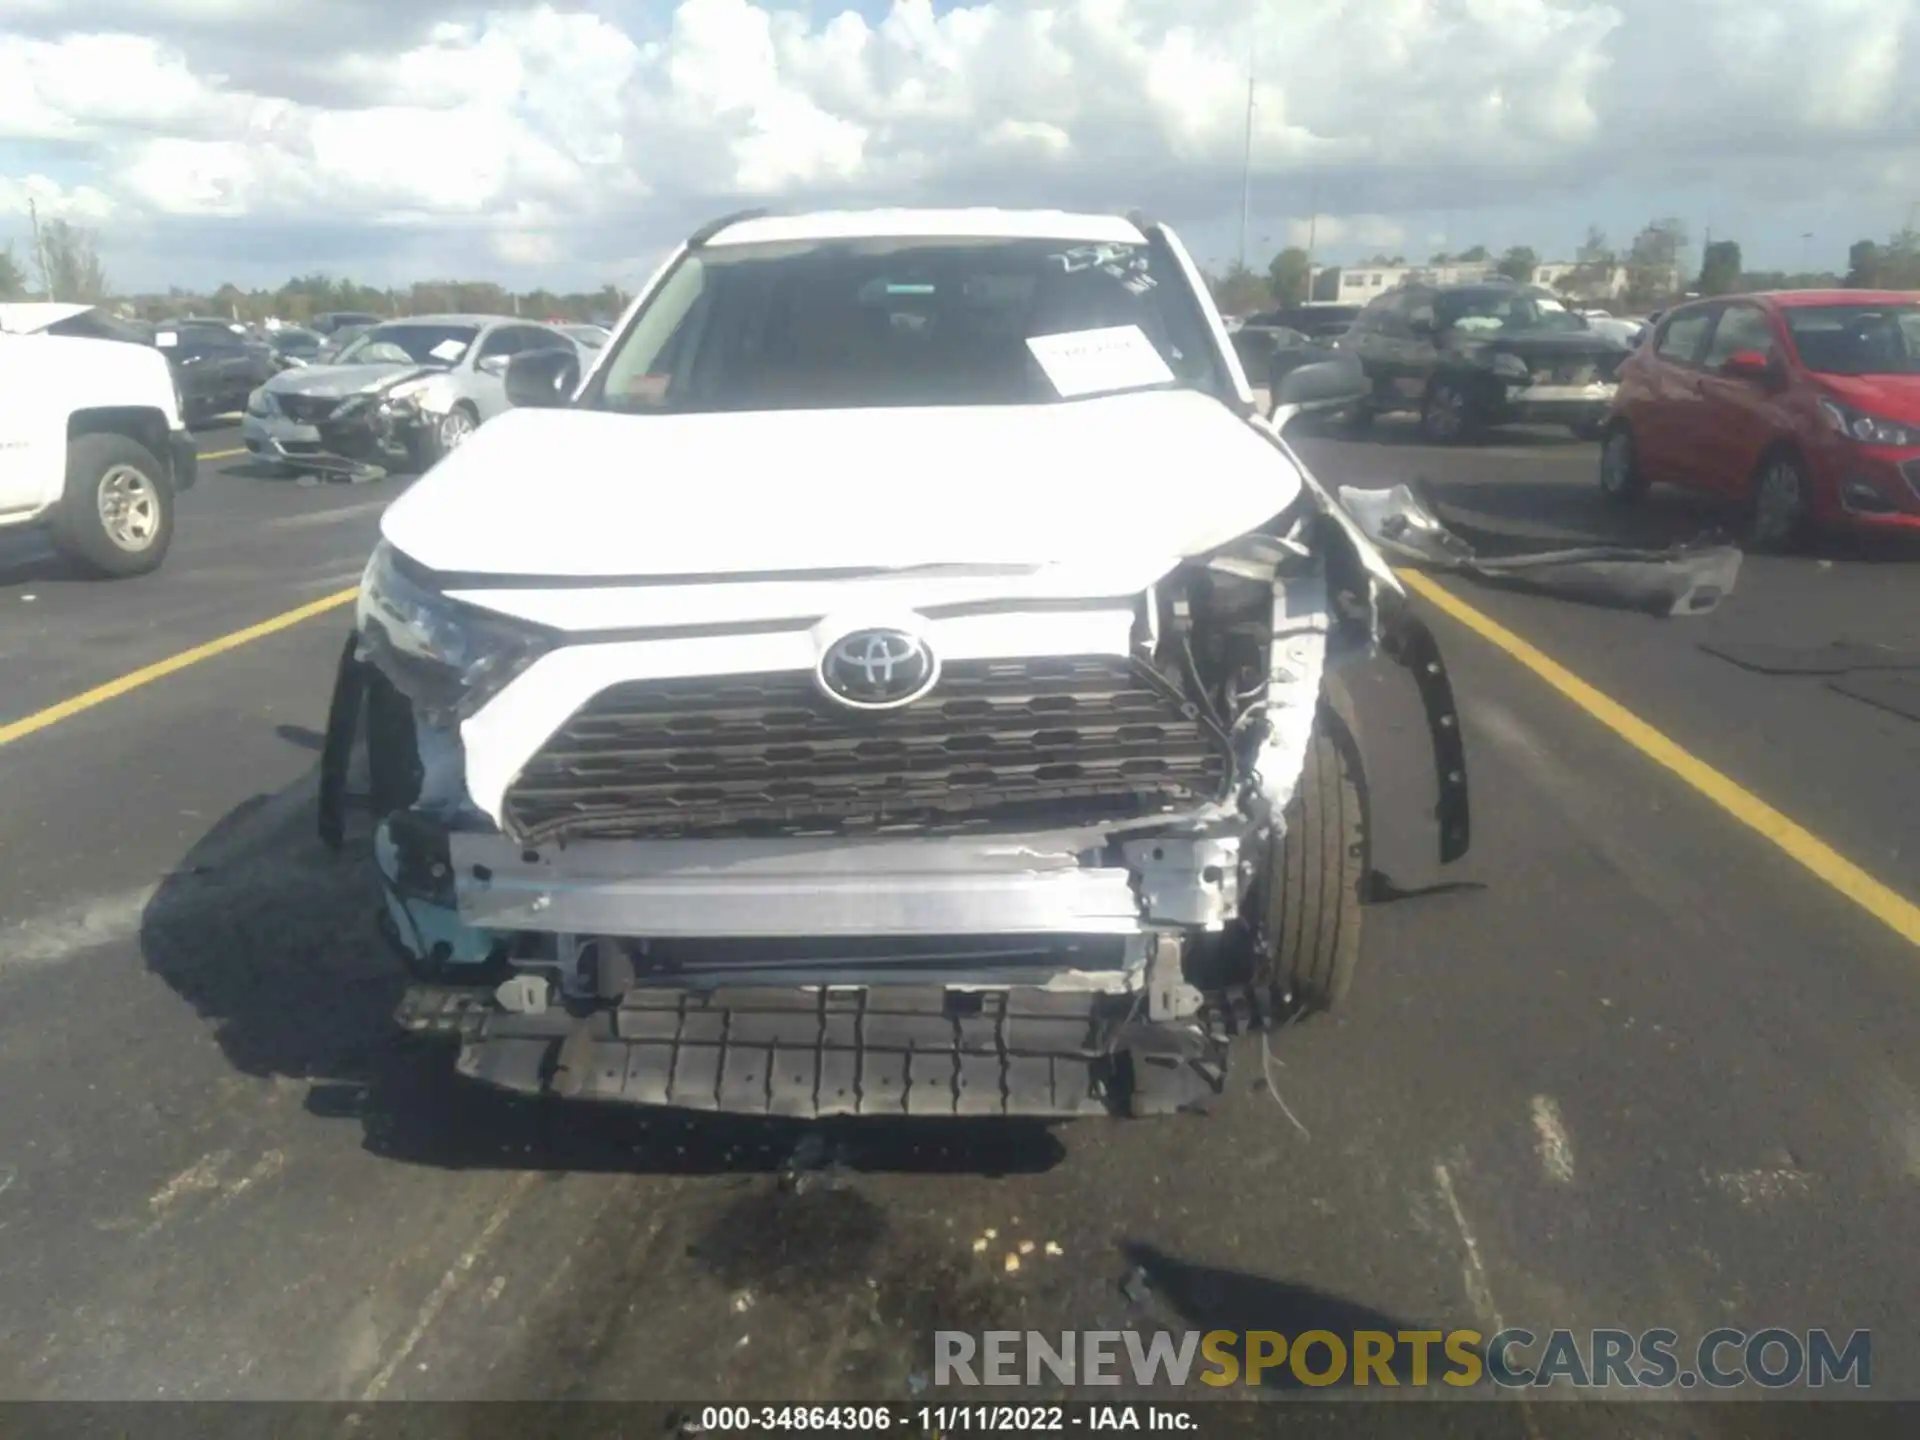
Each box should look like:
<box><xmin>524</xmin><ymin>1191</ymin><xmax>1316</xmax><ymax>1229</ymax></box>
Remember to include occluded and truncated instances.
<box><xmin>1340</xmin><ymin>279</ymin><xmax>1633</xmax><ymax>442</ymax></box>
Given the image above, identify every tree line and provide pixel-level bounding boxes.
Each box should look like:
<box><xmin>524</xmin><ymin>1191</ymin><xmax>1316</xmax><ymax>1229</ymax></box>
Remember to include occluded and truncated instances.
<box><xmin>0</xmin><ymin>219</ymin><xmax>629</xmax><ymax>325</ymax></box>
<box><xmin>8</xmin><ymin>211</ymin><xmax>1919</xmax><ymax>327</ymax></box>
<box><xmin>1208</xmin><ymin>217</ymin><xmax>1920</xmax><ymax>315</ymax></box>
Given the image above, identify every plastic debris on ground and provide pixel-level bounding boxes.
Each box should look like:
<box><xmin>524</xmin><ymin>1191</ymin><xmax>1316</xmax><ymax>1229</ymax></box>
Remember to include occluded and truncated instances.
<box><xmin>1337</xmin><ymin>480</ymin><xmax>1743</xmax><ymax>617</ymax></box>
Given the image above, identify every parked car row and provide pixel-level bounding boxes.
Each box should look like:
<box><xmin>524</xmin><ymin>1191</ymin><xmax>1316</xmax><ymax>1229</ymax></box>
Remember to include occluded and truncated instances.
<box><xmin>241</xmin><ymin>314</ymin><xmax>592</xmax><ymax>477</ymax></box>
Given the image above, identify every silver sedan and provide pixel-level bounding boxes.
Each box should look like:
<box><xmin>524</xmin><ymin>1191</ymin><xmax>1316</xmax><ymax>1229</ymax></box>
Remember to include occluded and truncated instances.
<box><xmin>241</xmin><ymin>314</ymin><xmax>585</xmax><ymax>475</ymax></box>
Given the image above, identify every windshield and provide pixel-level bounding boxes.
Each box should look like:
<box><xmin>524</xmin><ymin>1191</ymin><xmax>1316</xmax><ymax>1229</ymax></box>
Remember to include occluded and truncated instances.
<box><xmin>335</xmin><ymin>323</ymin><xmax>476</xmax><ymax>367</ymax></box>
<box><xmin>1438</xmin><ymin>288</ymin><xmax>1589</xmax><ymax>336</ymax></box>
<box><xmin>583</xmin><ymin>236</ymin><xmax>1227</xmax><ymax>413</ymax></box>
<box><xmin>1783</xmin><ymin>305</ymin><xmax>1920</xmax><ymax>376</ymax></box>
<box><xmin>272</xmin><ymin>329</ymin><xmax>322</xmax><ymax>355</ymax></box>
<box><xmin>561</xmin><ymin>325</ymin><xmax>609</xmax><ymax>348</ymax></box>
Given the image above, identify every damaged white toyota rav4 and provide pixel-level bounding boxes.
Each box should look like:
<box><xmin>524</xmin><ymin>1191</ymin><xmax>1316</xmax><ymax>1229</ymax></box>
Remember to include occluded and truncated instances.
<box><xmin>318</xmin><ymin>208</ymin><xmax>1470</xmax><ymax>1119</ymax></box>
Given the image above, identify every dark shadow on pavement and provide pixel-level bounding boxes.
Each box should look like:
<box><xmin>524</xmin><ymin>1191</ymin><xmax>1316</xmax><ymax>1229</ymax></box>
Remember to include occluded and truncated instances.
<box><xmin>1118</xmin><ymin>1242</ymin><xmax>1475</xmax><ymax>1392</ymax></box>
<box><xmin>273</xmin><ymin>723</ymin><xmax>326</xmax><ymax>751</ymax></box>
<box><xmin>139</xmin><ymin>762</ymin><xmax>1066</xmax><ymax>1182</ymax></box>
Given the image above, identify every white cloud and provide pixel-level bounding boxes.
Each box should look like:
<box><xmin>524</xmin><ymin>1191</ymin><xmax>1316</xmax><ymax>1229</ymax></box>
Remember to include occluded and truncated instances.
<box><xmin>2</xmin><ymin>0</ymin><xmax>1917</xmax><ymax>285</ymax></box>
<box><xmin>1282</xmin><ymin>214</ymin><xmax>1408</xmax><ymax>252</ymax></box>
<box><xmin>0</xmin><ymin>173</ymin><xmax>117</xmax><ymax>221</ymax></box>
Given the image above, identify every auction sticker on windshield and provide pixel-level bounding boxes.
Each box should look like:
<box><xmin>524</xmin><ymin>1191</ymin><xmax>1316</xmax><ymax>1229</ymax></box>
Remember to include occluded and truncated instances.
<box><xmin>1027</xmin><ymin>325</ymin><xmax>1175</xmax><ymax>398</ymax></box>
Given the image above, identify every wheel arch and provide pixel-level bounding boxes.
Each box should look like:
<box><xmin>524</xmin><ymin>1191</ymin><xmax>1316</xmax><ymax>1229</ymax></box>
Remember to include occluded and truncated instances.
<box><xmin>68</xmin><ymin>406</ymin><xmax>170</xmax><ymax>465</ymax></box>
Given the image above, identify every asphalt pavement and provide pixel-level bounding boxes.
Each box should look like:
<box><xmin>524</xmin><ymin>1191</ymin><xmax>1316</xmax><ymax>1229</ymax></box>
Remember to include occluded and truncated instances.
<box><xmin>0</xmin><ymin>419</ymin><xmax>1916</xmax><ymax>1426</ymax></box>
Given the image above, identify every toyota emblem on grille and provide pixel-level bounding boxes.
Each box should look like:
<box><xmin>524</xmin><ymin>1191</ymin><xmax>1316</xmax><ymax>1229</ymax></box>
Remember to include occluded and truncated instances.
<box><xmin>817</xmin><ymin>628</ymin><xmax>939</xmax><ymax>710</ymax></box>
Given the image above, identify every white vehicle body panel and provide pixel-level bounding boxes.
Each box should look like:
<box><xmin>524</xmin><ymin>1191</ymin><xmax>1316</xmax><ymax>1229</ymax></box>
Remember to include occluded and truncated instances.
<box><xmin>0</xmin><ymin>330</ymin><xmax>187</xmax><ymax>525</ymax></box>
<box><xmin>382</xmin><ymin>390</ymin><xmax>1305</xmax><ymax>582</ymax></box>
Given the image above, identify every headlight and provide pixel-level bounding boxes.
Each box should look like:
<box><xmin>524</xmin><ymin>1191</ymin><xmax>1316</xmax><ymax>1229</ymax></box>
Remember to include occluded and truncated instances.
<box><xmin>1819</xmin><ymin>397</ymin><xmax>1917</xmax><ymax>447</ymax></box>
<box><xmin>355</xmin><ymin>541</ymin><xmax>555</xmax><ymax>723</ymax></box>
<box><xmin>246</xmin><ymin>387</ymin><xmax>274</xmax><ymax>417</ymax></box>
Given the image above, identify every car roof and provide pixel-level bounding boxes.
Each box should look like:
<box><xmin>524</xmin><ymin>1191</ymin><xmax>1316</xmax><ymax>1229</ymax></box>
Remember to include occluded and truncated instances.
<box><xmin>703</xmin><ymin>208</ymin><xmax>1149</xmax><ymax>248</ymax></box>
<box><xmin>368</xmin><ymin>313</ymin><xmax>507</xmax><ymax>326</ymax></box>
<box><xmin>1751</xmin><ymin>289</ymin><xmax>1918</xmax><ymax>308</ymax></box>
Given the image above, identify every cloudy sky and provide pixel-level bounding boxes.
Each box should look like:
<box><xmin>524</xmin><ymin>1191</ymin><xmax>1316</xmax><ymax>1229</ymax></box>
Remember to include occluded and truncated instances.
<box><xmin>3</xmin><ymin>0</ymin><xmax>1918</xmax><ymax>293</ymax></box>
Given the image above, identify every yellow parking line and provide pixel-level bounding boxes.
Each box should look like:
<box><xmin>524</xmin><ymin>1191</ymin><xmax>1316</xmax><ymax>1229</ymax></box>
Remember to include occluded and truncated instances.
<box><xmin>196</xmin><ymin>447</ymin><xmax>246</xmax><ymax>461</ymax></box>
<box><xmin>0</xmin><ymin>588</ymin><xmax>359</xmax><ymax>749</ymax></box>
<box><xmin>1402</xmin><ymin>569</ymin><xmax>1920</xmax><ymax>947</ymax></box>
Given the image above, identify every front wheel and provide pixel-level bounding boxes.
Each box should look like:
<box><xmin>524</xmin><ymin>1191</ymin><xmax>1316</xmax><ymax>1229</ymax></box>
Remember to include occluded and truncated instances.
<box><xmin>1598</xmin><ymin>423</ymin><xmax>1648</xmax><ymax>504</ymax></box>
<box><xmin>410</xmin><ymin>403</ymin><xmax>479</xmax><ymax>472</ymax></box>
<box><xmin>51</xmin><ymin>433</ymin><xmax>176</xmax><ymax>577</ymax></box>
<box><xmin>1250</xmin><ymin>713</ymin><xmax>1368</xmax><ymax>1015</ymax></box>
<box><xmin>1748</xmin><ymin>451</ymin><xmax>1814</xmax><ymax>553</ymax></box>
<box><xmin>1421</xmin><ymin>381</ymin><xmax>1482</xmax><ymax>444</ymax></box>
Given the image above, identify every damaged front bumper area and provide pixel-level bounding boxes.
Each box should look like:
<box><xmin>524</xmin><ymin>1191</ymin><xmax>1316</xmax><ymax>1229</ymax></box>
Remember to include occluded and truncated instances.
<box><xmin>321</xmin><ymin>492</ymin><xmax>1469</xmax><ymax>1120</ymax></box>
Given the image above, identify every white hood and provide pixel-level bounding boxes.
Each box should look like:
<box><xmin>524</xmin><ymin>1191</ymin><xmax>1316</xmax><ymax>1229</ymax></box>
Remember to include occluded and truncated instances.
<box><xmin>381</xmin><ymin>389</ymin><xmax>1303</xmax><ymax>583</ymax></box>
<box><xmin>0</xmin><ymin>302</ymin><xmax>97</xmax><ymax>334</ymax></box>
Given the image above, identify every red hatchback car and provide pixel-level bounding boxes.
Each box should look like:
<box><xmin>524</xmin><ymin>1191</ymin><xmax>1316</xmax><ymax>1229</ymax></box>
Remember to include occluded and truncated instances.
<box><xmin>1599</xmin><ymin>290</ymin><xmax>1920</xmax><ymax>548</ymax></box>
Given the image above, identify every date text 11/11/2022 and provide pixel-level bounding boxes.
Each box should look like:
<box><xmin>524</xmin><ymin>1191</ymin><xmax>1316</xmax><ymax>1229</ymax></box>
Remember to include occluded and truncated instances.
<box><xmin>694</xmin><ymin>1406</ymin><xmax>1196</xmax><ymax>1432</ymax></box>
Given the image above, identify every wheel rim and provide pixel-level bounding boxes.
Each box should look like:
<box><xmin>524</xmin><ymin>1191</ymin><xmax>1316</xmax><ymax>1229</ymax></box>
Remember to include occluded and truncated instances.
<box><xmin>1600</xmin><ymin>432</ymin><xmax>1632</xmax><ymax>492</ymax></box>
<box><xmin>1754</xmin><ymin>461</ymin><xmax>1804</xmax><ymax>543</ymax></box>
<box><xmin>1429</xmin><ymin>388</ymin><xmax>1463</xmax><ymax>439</ymax></box>
<box><xmin>96</xmin><ymin>465</ymin><xmax>161</xmax><ymax>551</ymax></box>
<box><xmin>440</xmin><ymin>409</ymin><xmax>475</xmax><ymax>449</ymax></box>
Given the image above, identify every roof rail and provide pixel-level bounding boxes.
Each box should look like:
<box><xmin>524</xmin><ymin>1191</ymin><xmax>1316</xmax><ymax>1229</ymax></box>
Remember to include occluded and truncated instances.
<box><xmin>686</xmin><ymin>208</ymin><xmax>773</xmax><ymax>248</ymax></box>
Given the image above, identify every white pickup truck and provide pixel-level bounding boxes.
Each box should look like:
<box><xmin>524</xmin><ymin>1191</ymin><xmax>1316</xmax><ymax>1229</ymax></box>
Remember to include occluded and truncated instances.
<box><xmin>0</xmin><ymin>303</ymin><xmax>197</xmax><ymax>577</ymax></box>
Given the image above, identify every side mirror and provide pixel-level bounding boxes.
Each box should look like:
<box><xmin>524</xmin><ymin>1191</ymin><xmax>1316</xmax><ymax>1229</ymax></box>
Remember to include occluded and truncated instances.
<box><xmin>504</xmin><ymin>347</ymin><xmax>580</xmax><ymax>408</ymax></box>
<box><xmin>475</xmin><ymin>354</ymin><xmax>510</xmax><ymax>377</ymax></box>
<box><xmin>1269</xmin><ymin>355</ymin><xmax>1370</xmax><ymax>431</ymax></box>
<box><xmin>1721</xmin><ymin>349</ymin><xmax>1775</xmax><ymax>382</ymax></box>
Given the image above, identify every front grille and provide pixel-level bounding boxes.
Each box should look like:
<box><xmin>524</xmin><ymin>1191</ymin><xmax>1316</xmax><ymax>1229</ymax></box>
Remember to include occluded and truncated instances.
<box><xmin>502</xmin><ymin>656</ymin><xmax>1231</xmax><ymax>842</ymax></box>
<box><xmin>277</xmin><ymin>394</ymin><xmax>338</xmax><ymax>425</ymax></box>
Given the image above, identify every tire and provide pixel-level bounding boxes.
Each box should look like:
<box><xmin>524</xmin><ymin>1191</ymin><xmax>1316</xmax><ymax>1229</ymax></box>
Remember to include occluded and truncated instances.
<box><xmin>1421</xmin><ymin>380</ymin><xmax>1481</xmax><ymax>444</ymax></box>
<box><xmin>1250</xmin><ymin>712</ymin><xmax>1368</xmax><ymax>1015</ymax></box>
<box><xmin>411</xmin><ymin>402</ymin><xmax>479</xmax><ymax>472</ymax></box>
<box><xmin>1747</xmin><ymin>450</ymin><xmax>1814</xmax><ymax>553</ymax></box>
<box><xmin>50</xmin><ymin>432</ymin><xmax>176</xmax><ymax>578</ymax></box>
<box><xmin>1597</xmin><ymin>422</ymin><xmax>1648</xmax><ymax>504</ymax></box>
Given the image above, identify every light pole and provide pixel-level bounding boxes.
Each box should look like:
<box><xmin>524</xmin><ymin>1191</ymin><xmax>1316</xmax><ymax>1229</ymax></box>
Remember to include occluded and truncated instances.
<box><xmin>1237</xmin><ymin>42</ymin><xmax>1254</xmax><ymax>271</ymax></box>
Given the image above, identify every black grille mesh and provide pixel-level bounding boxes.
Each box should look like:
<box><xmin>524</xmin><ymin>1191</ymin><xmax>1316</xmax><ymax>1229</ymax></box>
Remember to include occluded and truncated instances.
<box><xmin>502</xmin><ymin>655</ymin><xmax>1230</xmax><ymax>841</ymax></box>
<box><xmin>277</xmin><ymin>394</ymin><xmax>339</xmax><ymax>424</ymax></box>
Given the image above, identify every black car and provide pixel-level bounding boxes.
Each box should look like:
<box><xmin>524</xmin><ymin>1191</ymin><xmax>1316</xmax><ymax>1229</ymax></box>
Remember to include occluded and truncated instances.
<box><xmin>267</xmin><ymin>327</ymin><xmax>326</xmax><ymax>368</ymax></box>
<box><xmin>1339</xmin><ymin>279</ymin><xmax>1631</xmax><ymax>442</ymax></box>
<box><xmin>156</xmin><ymin>320</ymin><xmax>278</xmax><ymax>426</ymax></box>
<box><xmin>1228</xmin><ymin>323</ymin><xmax>1349</xmax><ymax>408</ymax></box>
<box><xmin>311</xmin><ymin>311</ymin><xmax>384</xmax><ymax>337</ymax></box>
<box><xmin>1252</xmin><ymin>302</ymin><xmax>1365</xmax><ymax>342</ymax></box>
